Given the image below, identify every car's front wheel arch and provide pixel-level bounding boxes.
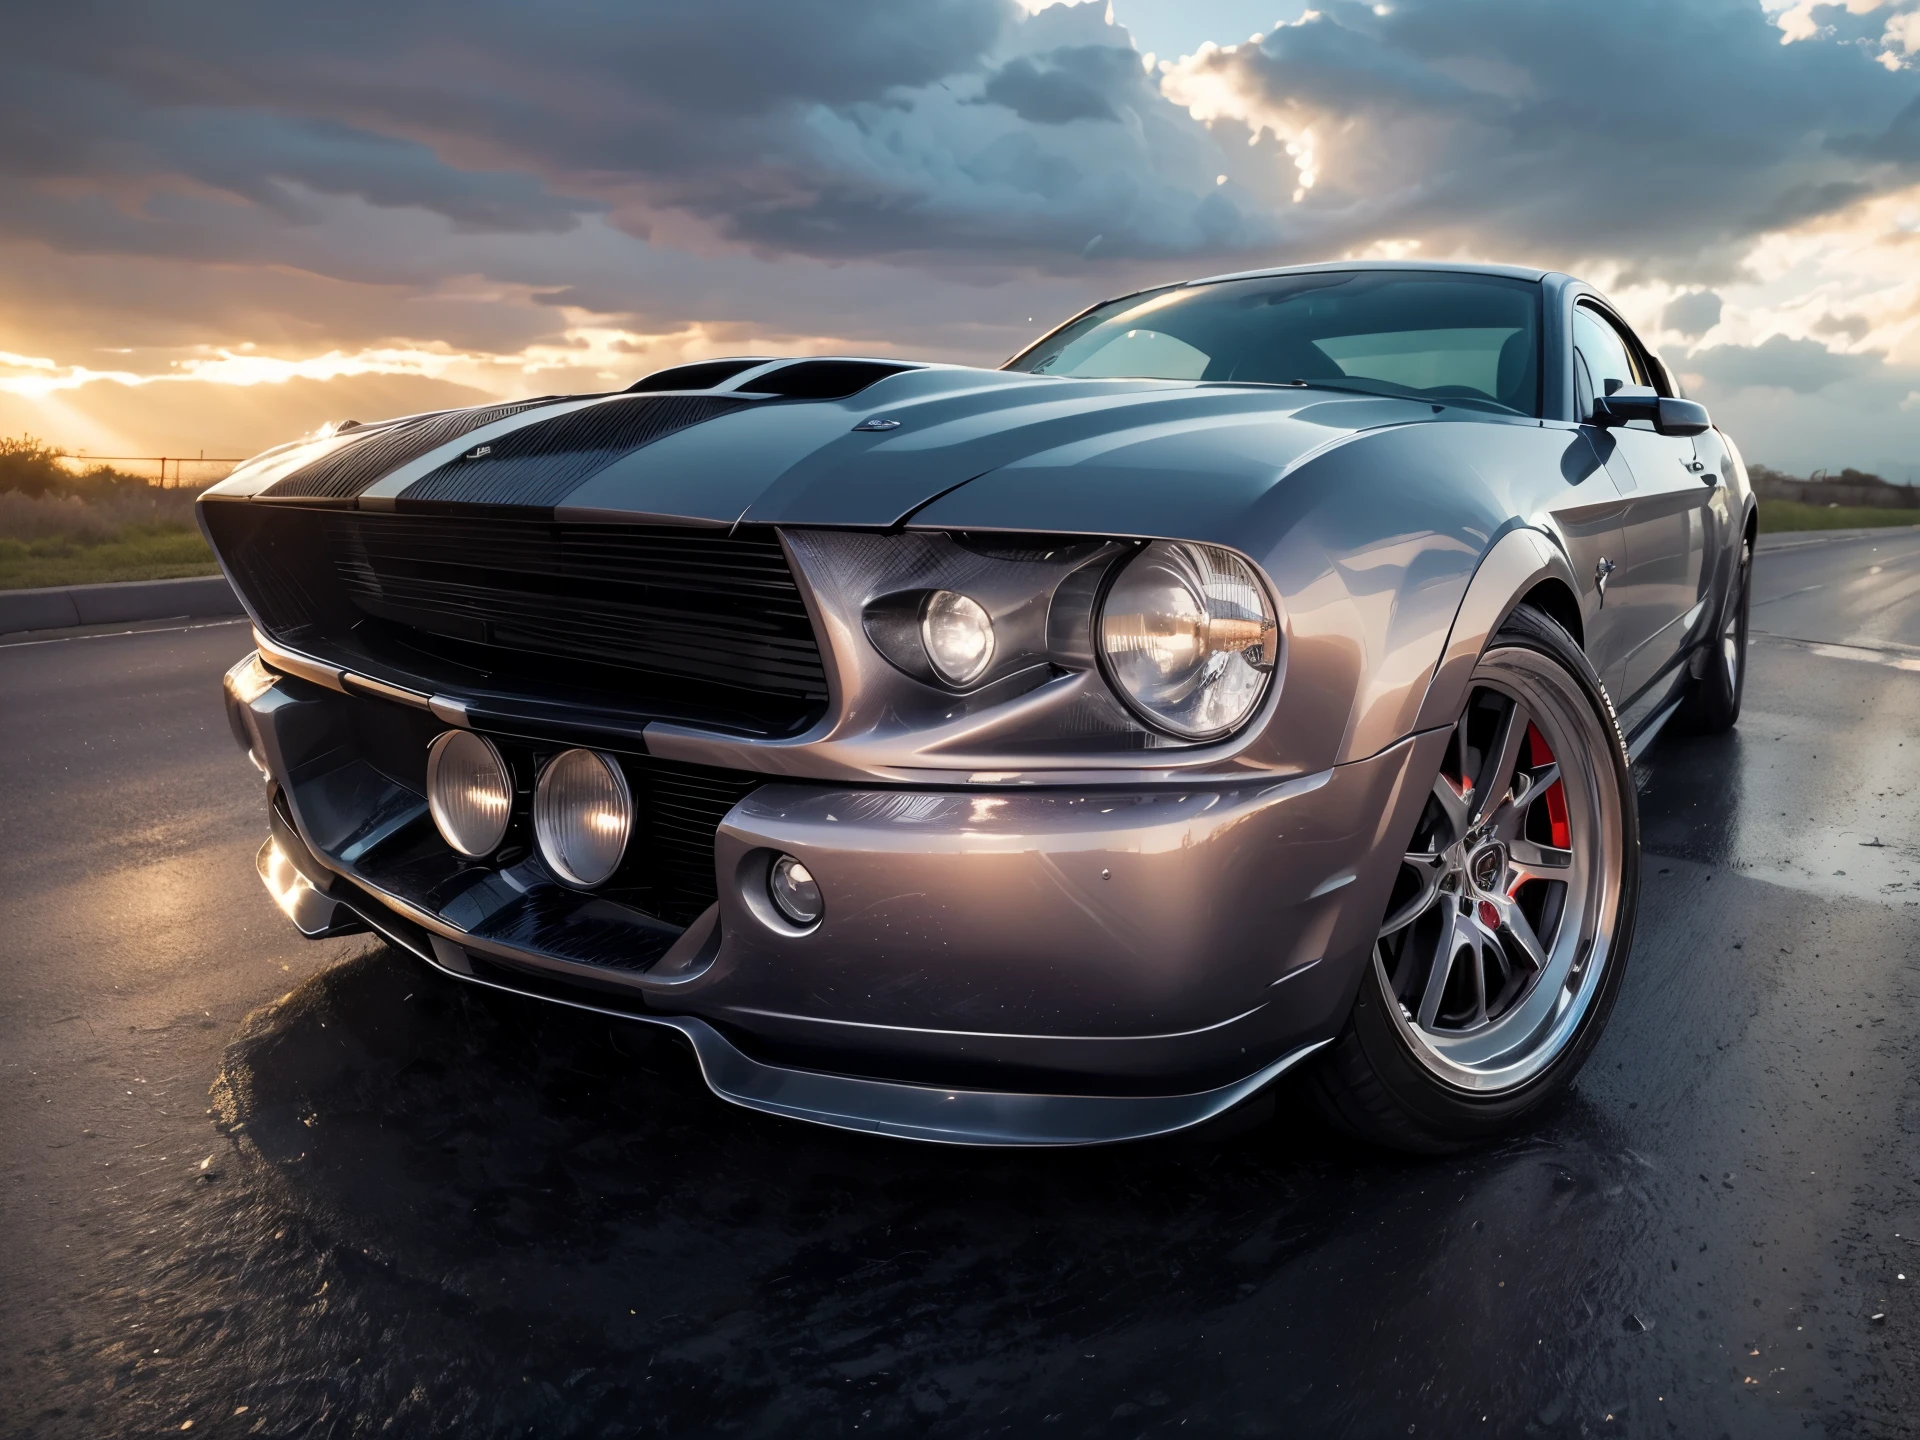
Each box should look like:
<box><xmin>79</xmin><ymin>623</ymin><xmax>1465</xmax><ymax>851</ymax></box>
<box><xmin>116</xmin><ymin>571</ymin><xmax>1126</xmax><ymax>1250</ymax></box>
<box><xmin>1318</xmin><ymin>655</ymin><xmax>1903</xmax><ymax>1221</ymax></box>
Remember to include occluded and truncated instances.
<box><xmin>1308</xmin><ymin>601</ymin><xmax>1640</xmax><ymax>1152</ymax></box>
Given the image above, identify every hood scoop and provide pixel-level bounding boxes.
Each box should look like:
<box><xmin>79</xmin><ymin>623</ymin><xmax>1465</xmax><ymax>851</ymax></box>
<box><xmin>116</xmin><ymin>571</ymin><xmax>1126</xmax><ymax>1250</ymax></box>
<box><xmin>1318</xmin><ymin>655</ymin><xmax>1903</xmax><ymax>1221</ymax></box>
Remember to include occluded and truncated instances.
<box><xmin>738</xmin><ymin>358</ymin><xmax>919</xmax><ymax>400</ymax></box>
<box><xmin>626</xmin><ymin>357</ymin><xmax>772</xmax><ymax>393</ymax></box>
<box><xmin>624</xmin><ymin>356</ymin><xmax>924</xmax><ymax>402</ymax></box>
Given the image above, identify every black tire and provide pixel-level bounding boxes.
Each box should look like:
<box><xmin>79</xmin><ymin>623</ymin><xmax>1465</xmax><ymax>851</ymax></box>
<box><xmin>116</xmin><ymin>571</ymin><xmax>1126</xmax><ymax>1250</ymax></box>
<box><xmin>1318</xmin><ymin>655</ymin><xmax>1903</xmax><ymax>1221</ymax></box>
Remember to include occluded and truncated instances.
<box><xmin>1307</xmin><ymin>604</ymin><xmax>1640</xmax><ymax>1153</ymax></box>
<box><xmin>1673</xmin><ymin>531</ymin><xmax>1752</xmax><ymax>735</ymax></box>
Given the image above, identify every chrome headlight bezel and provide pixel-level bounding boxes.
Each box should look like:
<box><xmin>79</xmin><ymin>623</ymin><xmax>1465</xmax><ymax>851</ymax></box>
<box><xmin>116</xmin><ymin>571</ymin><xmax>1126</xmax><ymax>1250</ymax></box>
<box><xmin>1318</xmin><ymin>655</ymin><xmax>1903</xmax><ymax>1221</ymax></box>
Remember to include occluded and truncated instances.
<box><xmin>532</xmin><ymin>747</ymin><xmax>633</xmax><ymax>888</ymax></box>
<box><xmin>426</xmin><ymin>729</ymin><xmax>514</xmax><ymax>858</ymax></box>
<box><xmin>778</xmin><ymin>526</ymin><xmax>1282</xmax><ymax>764</ymax></box>
<box><xmin>1094</xmin><ymin>540</ymin><xmax>1279</xmax><ymax>741</ymax></box>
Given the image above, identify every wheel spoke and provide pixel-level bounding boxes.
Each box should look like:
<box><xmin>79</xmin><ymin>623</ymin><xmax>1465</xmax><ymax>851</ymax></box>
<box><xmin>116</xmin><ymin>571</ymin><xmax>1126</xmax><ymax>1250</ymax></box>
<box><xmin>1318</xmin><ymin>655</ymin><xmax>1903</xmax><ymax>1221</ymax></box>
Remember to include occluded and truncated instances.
<box><xmin>1470</xmin><ymin>698</ymin><xmax>1531</xmax><ymax>828</ymax></box>
<box><xmin>1519</xmin><ymin>761</ymin><xmax>1560</xmax><ymax>806</ymax></box>
<box><xmin>1509</xmin><ymin>839</ymin><xmax>1573</xmax><ymax>872</ymax></box>
<box><xmin>1497</xmin><ymin>898</ymin><xmax>1551</xmax><ymax>973</ymax></box>
<box><xmin>1490</xmin><ymin>759</ymin><xmax>1560</xmax><ymax>842</ymax></box>
<box><xmin>1465</xmin><ymin>929</ymin><xmax>1490</xmax><ymax>1028</ymax></box>
<box><xmin>1380</xmin><ymin>859</ymin><xmax>1444</xmax><ymax>937</ymax></box>
<box><xmin>1416</xmin><ymin>911</ymin><xmax>1466</xmax><ymax>1031</ymax></box>
<box><xmin>1430</xmin><ymin>771</ymin><xmax>1470</xmax><ymax>839</ymax></box>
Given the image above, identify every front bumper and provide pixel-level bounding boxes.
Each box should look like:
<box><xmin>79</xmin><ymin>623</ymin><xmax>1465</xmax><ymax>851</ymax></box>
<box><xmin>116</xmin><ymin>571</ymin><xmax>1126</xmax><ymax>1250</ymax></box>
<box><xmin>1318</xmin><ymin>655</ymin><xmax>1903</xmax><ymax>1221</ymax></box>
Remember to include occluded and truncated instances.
<box><xmin>230</xmin><ymin>652</ymin><xmax>1442</xmax><ymax>1144</ymax></box>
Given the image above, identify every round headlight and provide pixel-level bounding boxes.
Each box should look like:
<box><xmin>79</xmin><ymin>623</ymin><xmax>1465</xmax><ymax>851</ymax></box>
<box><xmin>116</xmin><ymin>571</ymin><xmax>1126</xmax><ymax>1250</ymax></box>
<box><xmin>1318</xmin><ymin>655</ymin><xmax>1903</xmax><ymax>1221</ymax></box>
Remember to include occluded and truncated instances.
<box><xmin>921</xmin><ymin>590</ymin><xmax>995</xmax><ymax>686</ymax></box>
<box><xmin>1098</xmin><ymin>541</ymin><xmax>1278</xmax><ymax>739</ymax></box>
<box><xmin>426</xmin><ymin>730</ymin><xmax>513</xmax><ymax>857</ymax></box>
<box><xmin>533</xmin><ymin>748</ymin><xmax>632</xmax><ymax>888</ymax></box>
<box><xmin>768</xmin><ymin>854</ymin><xmax>823</xmax><ymax>926</ymax></box>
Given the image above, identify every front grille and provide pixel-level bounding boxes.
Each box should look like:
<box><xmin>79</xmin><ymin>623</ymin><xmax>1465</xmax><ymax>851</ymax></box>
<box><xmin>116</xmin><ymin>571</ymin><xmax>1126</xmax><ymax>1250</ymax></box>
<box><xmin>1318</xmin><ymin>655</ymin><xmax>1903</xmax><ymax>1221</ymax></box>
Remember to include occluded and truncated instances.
<box><xmin>646</xmin><ymin>760</ymin><xmax>766</xmax><ymax>916</ymax></box>
<box><xmin>204</xmin><ymin>501</ymin><xmax>829</xmax><ymax>736</ymax></box>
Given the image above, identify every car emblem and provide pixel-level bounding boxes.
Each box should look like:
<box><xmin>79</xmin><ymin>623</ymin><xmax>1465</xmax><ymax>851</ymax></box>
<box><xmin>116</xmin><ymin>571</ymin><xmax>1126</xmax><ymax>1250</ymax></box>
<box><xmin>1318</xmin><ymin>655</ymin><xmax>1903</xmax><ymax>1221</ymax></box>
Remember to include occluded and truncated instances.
<box><xmin>852</xmin><ymin>417</ymin><xmax>901</xmax><ymax>431</ymax></box>
<box><xmin>1469</xmin><ymin>843</ymin><xmax>1506</xmax><ymax>892</ymax></box>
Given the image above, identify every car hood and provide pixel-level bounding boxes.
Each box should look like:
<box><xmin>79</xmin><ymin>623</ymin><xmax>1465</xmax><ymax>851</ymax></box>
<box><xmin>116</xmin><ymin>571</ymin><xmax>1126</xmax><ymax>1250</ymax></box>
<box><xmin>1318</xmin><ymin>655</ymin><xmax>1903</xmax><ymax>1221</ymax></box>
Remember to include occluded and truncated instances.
<box><xmin>211</xmin><ymin>362</ymin><xmax>1441</xmax><ymax>536</ymax></box>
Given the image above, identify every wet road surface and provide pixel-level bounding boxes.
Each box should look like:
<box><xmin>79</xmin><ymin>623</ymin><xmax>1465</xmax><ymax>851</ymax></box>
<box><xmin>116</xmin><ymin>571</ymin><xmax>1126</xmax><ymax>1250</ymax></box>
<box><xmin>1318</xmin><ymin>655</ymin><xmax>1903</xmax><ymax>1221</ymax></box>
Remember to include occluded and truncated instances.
<box><xmin>3</xmin><ymin>526</ymin><xmax>1919</xmax><ymax>1439</ymax></box>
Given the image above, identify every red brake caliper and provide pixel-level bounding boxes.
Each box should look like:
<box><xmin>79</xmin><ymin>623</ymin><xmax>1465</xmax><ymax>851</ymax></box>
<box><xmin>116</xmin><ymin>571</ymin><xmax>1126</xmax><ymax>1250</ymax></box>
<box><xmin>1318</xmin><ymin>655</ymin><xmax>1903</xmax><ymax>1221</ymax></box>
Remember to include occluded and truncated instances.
<box><xmin>1525</xmin><ymin>721</ymin><xmax>1571</xmax><ymax>849</ymax></box>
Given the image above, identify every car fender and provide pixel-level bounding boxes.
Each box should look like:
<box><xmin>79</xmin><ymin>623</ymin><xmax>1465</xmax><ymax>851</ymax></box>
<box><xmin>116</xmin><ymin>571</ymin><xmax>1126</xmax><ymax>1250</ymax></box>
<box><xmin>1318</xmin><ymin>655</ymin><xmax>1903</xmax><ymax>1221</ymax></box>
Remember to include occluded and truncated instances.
<box><xmin>1409</xmin><ymin>525</ymin><xmax>1582</xmax><ymax>736</ymax></box>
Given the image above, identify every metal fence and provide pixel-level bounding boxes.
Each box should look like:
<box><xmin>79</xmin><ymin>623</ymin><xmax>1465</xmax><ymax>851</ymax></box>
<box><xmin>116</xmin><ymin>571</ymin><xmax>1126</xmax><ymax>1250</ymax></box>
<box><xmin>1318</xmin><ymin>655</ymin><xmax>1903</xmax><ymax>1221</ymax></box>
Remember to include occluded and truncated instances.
<box><xmin>56</xmin><ymin>453</ymin><xmax>249</xmax><ymax>488</ymax></box>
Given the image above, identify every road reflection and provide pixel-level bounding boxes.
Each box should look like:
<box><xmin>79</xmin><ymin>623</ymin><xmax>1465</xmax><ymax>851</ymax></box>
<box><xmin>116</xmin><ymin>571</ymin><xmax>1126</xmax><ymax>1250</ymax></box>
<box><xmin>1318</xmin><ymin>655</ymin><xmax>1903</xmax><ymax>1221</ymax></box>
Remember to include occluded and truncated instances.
<box><xmin>192</xmin><ymin>929</ymin><xmax>1830</xmax><ymax>1437</ymax></box>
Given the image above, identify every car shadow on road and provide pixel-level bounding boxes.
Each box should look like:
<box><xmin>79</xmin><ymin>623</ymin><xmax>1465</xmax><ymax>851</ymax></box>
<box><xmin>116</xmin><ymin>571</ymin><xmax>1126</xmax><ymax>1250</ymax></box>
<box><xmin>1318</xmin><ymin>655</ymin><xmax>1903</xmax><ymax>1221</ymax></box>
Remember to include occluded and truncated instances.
<box><xmin>187</xmin><ymin>939</ymin><xmax>1665</xmax><ymax>1437</ymax></box>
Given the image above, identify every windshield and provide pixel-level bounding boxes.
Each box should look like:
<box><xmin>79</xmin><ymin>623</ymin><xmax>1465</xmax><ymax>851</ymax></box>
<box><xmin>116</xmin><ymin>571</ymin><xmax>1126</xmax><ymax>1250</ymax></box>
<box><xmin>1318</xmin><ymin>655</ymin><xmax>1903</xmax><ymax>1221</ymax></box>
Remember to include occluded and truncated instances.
<box><xmin>1006</xmin><ymin>270</ymin><xmax>1543</xmax><ymax>416</ymax></box>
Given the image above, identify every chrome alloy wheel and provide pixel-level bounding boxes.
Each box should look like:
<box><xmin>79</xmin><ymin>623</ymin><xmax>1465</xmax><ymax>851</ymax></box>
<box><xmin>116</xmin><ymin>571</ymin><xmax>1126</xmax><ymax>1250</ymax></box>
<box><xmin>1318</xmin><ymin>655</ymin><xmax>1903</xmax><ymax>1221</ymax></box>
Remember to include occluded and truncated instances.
<box><xmin>1374</xmin><ymin>646</ymin><xmax>1627</xmax><ymax>1093</ymax></box>
<box><xmin>1722</xmin><ymin>537</ymin><xmax>1752</xmax><ymax>693</ymax></box>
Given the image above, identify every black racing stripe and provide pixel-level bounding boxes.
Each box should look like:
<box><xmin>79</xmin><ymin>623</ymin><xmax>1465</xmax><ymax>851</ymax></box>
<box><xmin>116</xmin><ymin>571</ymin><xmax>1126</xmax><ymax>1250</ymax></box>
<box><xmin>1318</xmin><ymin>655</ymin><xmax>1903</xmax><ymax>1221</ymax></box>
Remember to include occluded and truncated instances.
<box><xmin>398</xmin><ymin>394</ymin><xmax>748</xmax><ymax>509</ymax></box>
<box><xmin>262</xmin><ymin>398</ymin><xmax>568</xmax><ymax>499</ymax></box>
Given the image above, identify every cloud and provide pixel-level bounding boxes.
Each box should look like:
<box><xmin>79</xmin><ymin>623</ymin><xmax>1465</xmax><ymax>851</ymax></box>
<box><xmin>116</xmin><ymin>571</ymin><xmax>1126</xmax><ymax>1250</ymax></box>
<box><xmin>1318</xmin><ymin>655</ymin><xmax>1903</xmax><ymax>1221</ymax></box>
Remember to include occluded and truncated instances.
<box><xmin>980</xmin><ymin>44</ymin><xmax>1151</xmax><ymax>124</ymax></box>
<box><xmin>1160</xmin><ymin>0</ymin><xmax>1920</xmax><ymax>276</ymax></box>
<box><xmin>1813</xmin><ymin>310</ymin><xmax>1873</xmax><ymax>339</ymax></box>
<box><xmin>1</xmin><ymin>0</ymin><xmax>1918</xmax><ymax>476</ymax></box>
<box><xmin>1663</xmin><ymin>290</ymin><xmax>1725</xmax><ymax>338</ymax></box>
<box><xmin>1686</xmin><ymin>334</ymin><xmax>1878</xmax><ymax>392</ymax></box>
<box><xmin>8</xmin><ymin>0</ymin><xmax>1920</xmax><ymax>278</ymax></box>
<box><xmin>1829</xmin><ymin>92</ymin><xmax>1920</xmax><ymax>162</ymax></box>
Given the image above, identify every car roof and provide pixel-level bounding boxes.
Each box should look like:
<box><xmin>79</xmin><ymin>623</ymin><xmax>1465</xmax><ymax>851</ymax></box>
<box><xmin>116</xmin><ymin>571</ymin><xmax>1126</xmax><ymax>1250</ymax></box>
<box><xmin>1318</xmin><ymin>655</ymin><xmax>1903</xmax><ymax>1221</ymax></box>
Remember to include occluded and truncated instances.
<box><xmin>1184</xmin><ymin>258</ymin><xmax>1557</xmax><ymax>286</ymax></box>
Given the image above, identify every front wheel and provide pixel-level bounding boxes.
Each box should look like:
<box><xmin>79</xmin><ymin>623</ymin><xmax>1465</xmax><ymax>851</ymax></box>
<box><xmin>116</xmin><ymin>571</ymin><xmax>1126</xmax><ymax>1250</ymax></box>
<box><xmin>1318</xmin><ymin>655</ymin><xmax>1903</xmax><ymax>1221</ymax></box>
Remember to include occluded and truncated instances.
<box><xmin>1307</xmin><ymin>604</ymin><xmax>1639</xmax><ymax>1153</ymax></box>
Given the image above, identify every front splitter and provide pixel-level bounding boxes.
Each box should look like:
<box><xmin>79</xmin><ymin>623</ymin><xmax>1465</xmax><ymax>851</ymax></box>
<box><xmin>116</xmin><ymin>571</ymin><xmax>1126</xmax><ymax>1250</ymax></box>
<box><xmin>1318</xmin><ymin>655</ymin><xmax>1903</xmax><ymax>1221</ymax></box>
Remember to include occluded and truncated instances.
<box><xmin>257</xmin><ymin>833</ymin><xmax>1330</xmax><ymax>1147</ymax></box>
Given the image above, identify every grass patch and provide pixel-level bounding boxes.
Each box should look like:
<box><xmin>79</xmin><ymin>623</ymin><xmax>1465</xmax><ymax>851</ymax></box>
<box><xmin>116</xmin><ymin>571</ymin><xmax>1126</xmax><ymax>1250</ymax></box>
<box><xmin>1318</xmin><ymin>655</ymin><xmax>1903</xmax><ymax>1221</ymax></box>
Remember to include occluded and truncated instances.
<box><xmin>0</xmin><ymin>438</ymin><xmax>219</xmax><ymax>588</ymax></box>
<box><xmin>1758</xmin><ymin>500</ymin><xmax>1920</xmax><ymax>533</ymax></box>
<box><xmin>0</xmin><ymin>527</ymin><xmax>217</xmax><ymax>589</ymax></box>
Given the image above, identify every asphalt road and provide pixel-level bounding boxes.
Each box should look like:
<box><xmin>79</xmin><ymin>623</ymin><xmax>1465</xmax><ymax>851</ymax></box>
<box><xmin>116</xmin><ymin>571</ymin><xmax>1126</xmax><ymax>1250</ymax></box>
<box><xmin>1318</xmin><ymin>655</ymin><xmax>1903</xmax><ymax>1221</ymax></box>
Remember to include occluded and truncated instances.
<box><xmin>4</xmin><ymin>527</ymin><xmax>1919</xmax><ymax>1440</ymax></box>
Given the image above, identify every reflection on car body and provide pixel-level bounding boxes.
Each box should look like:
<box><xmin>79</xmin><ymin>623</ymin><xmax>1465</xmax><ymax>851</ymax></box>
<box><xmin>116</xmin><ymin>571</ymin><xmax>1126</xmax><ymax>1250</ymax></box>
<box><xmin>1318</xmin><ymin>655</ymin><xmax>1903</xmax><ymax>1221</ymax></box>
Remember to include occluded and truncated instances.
<box><xmin>205</xmin><ymin>261</ymin><xmax>1754</xmax><ymax>1150</ymax></box>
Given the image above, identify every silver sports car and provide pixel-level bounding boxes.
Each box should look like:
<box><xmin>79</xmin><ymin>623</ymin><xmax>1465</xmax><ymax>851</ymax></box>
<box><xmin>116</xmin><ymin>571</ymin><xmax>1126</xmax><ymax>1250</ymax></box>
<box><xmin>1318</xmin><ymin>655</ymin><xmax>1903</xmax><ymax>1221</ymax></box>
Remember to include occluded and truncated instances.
<box><xmin>205</xmin><ymin>260</ymin><xmax>1753</xmax><ymax>1151</ymax></box>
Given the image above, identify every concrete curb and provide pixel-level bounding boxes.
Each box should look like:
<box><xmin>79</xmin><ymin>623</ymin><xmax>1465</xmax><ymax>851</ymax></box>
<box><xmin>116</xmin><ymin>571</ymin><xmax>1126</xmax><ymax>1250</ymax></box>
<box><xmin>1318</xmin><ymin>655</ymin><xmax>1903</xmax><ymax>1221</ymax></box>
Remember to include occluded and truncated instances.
<box><xmin>0</xmin><ymin>574</ymin><xmax>242</xmax><ymax>635</ymax></box>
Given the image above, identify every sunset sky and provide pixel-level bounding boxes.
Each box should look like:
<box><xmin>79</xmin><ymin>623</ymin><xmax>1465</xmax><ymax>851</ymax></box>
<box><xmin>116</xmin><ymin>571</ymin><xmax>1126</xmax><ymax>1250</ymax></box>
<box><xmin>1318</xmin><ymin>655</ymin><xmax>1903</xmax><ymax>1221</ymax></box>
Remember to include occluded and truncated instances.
<box><xmin>5</xmin><ymin>0</ymin><xmax>1920</xmax><ymax>477</ymax></box>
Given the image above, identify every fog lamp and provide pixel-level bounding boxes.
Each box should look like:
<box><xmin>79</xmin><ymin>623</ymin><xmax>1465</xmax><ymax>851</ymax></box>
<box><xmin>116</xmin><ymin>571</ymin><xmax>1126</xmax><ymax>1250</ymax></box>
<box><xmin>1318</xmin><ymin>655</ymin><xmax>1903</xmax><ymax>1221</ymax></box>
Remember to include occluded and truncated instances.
<box><xmin>533</xmin><ymin>748</ymin><xmax>632</xmax><ymax>887</ymax></box>
<box><xmin>921</xmin><ymin>590</ymin><xmax>995</xmax><ymax>686</ymax></box>
<box><xmin>769</xmin><ymin>854</ymin><xmax>823</xmax><ymax>926</ymax></box>
<box><xmin>426</xmin><ymin>730</ymin><xmax>513</xmax><ymax>857</ymax></box>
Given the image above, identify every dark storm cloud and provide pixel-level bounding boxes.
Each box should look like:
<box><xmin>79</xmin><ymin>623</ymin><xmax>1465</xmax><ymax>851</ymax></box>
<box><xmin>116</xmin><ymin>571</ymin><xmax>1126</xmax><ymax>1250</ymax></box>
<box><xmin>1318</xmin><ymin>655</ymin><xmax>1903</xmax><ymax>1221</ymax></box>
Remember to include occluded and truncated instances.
<box><xmin>1662</xmin><ymin>290</ymin><xmax>1725</xmax><ymax>339</ymax></box>
<box><xmin>1166</xmin><ymin>0</ymin><xmax>1920</xmax><ymax>274</ymax></box>
<box><xmin>1687</xmin><ymin>335</ymin><xmax>1878</xmax><ymax>393</ymax></box>
<box><xmin>0</xmin><ymin>67</ymin><xmax>580</xmax><ymax>238</ymax></box>
<box><xmin>0</xmin><ymin>0</ymin><xmax>1020</xmax><ymax>262</ymax></box>
<box><xmin>4</xmin><ymin>0</ymin><xmax>1916</xmax><ymax>277</ymax></box>
<box><xmin>979</xmin><ymin>45</ymin><xmax>1151</xmax><ymax>125</ymax></box>
<box><xmin>0</xmin><ymin>0</ymin><xmax>1269</xmax><ymax>273</ymax></box>
<box><xmin>1829</xmin><ymin>93</ymin><xmax>1920</xmax><ymax>164</ymax></box>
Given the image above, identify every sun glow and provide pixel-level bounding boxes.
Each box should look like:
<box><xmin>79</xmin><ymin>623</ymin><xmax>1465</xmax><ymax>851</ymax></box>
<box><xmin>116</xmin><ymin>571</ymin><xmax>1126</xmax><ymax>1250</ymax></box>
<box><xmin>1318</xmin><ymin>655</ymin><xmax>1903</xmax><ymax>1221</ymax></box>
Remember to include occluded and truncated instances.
<box><xmin>0</xmin><ymin>310</ymin><xmax>889</xmax><ymax>453</ymax></box>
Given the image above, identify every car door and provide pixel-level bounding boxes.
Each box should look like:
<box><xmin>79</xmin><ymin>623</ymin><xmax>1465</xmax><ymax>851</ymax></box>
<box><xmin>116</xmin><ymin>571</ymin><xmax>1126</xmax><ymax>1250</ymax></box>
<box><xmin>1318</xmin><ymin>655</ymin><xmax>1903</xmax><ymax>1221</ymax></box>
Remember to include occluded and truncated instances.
<box><xmin>1572</xmin><ymin>302</ymin><xmax>1710</xmax><ymax>703</ymax></box>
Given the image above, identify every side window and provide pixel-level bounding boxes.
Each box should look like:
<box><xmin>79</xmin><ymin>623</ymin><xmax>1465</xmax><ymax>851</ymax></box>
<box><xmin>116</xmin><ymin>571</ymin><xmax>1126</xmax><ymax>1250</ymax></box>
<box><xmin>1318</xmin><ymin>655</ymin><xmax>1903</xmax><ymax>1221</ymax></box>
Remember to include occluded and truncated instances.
<box><xmin>1572</xmin><ymin>305</ymin><xmax>1645</xmax><ymax>421</ymax></box>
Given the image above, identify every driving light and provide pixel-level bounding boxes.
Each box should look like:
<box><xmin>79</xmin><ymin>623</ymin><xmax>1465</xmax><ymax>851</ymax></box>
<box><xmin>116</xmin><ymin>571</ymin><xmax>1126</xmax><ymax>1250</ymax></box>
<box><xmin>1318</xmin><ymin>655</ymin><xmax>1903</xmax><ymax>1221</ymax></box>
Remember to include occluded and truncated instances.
<box><xmin>768</xmin><ymin>854</ymin><xmax>824</xmax><ymax>926</ymax></box>
<box><xmin>921</xmin><ymin>590</ymin><xmax>995</xmax><ymax>686</ymax></box>
<box><xmin>533</xmin><ymin>748</ymin><xmax>632</xmax><ymax>887</ymax></box>
<box><xmin>426</xmin><ymin>730</ymin><xmax>513</xmax><ymax>857</ymax></box>
<box><xmin>1098</xmin><ymin>541</ymin><xmax>1277</xmax><ymax>739</ymax></box>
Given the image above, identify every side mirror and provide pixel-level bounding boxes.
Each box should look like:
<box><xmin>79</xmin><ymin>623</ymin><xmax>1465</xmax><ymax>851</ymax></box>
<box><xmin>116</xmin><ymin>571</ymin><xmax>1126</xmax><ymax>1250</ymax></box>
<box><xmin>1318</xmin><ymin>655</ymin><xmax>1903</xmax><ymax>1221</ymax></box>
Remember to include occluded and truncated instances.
<box><xmin>1591</xmin><ymin>384</ymin><xmax>1711</xmax><ymax>437</ymax></box>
